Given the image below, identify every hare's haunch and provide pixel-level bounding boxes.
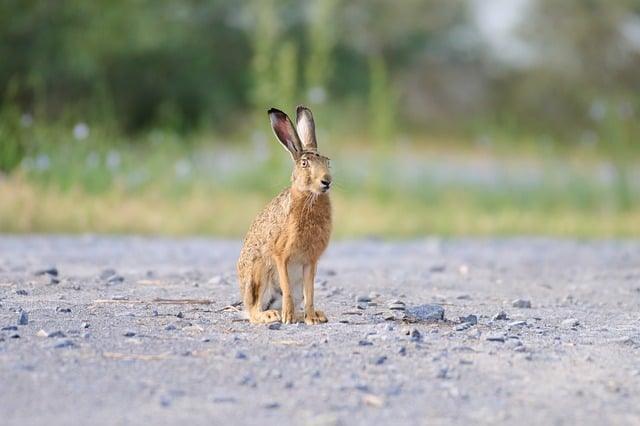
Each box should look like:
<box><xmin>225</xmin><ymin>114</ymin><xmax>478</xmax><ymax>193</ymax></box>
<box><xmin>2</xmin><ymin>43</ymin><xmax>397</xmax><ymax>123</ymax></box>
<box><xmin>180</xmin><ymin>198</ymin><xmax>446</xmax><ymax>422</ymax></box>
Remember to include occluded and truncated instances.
<box><xmin>237</xmin><ymin>106</ymin><xmax>332</xmax><ymax>324</ymax></box>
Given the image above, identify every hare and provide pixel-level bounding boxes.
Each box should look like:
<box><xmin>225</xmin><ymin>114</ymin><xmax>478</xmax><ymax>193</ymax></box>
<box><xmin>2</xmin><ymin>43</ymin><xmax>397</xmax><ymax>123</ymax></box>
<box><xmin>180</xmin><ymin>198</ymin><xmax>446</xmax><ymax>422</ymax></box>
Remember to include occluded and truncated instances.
<box><xmin>237</xmin><ymin>106</ymin><xmax>332</xmax><ymax>324</ymax></box>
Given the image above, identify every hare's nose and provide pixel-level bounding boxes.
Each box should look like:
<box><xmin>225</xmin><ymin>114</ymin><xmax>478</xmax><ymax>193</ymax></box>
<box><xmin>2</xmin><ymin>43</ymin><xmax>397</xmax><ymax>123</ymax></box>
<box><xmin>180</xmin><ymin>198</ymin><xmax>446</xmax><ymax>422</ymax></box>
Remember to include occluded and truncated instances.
<box><xmin>321</xmin><ymin>177</ymin><xmax>332</xmax><ymax>189</ymax></box>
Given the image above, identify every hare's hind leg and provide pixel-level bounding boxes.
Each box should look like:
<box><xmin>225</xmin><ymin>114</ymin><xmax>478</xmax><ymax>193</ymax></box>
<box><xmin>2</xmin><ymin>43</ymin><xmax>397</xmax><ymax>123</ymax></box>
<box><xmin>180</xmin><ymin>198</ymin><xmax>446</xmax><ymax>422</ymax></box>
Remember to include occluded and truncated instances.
<box><xmin>241</xmin><ymin>267</ymin><xmax>281</xmax><ymax>324</ymax></box>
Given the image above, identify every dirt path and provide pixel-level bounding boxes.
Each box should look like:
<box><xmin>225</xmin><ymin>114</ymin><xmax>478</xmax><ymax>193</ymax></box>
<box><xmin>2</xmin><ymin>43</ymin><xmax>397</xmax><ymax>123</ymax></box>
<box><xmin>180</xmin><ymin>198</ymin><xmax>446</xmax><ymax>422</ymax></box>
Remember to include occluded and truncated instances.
<box><xmin>0</xmin><ymin>236</ymin><xmax>638</xmax><ymax>425</ymax></box>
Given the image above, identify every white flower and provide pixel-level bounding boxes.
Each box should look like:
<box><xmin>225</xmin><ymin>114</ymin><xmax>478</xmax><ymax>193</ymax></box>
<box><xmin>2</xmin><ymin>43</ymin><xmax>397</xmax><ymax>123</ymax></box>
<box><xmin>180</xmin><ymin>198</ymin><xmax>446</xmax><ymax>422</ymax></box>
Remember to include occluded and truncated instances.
<box><xmin>73</xmin><ymin>123</ymin><xmax>90</xmax><ymax>140</ymax></box>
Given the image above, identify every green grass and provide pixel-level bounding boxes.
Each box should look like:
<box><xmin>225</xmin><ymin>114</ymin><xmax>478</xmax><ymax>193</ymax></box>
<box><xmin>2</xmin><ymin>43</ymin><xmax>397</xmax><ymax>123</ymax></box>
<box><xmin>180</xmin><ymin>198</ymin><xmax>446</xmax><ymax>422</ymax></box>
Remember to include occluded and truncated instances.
<box><xmin>1</xmin><ymin>123</ymin><xmax>638</xmax><ymax>238</ymax></box>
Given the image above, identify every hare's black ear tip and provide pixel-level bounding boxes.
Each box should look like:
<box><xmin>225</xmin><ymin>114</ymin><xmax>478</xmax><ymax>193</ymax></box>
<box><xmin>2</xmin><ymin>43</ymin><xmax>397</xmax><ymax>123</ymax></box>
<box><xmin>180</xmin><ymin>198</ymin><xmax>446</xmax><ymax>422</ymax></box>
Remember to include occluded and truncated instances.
<box><xmin>296</xmin><ymin>105</ymin><xmax>310</xmax><ymax>113</ymax></box>
<box><xmin>268</xmin><ymin>107</ymin><xmax>285</xmax><ymax>116</ymax></box>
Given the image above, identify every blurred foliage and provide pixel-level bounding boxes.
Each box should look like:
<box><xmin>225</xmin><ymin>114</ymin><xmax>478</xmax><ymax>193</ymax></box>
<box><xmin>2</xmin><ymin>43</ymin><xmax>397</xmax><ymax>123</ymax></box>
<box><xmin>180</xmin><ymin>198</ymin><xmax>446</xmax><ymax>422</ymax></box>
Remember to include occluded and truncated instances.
<box><xmin>1</xmin><ymin>0</ymin><xmax>638</xmax><ymax>138</ymax></box>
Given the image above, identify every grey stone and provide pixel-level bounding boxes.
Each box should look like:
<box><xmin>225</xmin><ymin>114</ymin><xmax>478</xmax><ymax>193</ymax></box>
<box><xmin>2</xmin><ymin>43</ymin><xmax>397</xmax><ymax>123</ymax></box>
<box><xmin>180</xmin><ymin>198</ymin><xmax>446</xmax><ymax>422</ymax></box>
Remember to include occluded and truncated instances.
<box><xmin>405</xmin><ymin>304</ymin><xmax>445</xmax><ymax>322</ymax></box>
<box><xmin>267</xmin><ymin>322</ymin><xmax>281</xmax><ymax>330</ymax></box>
<box><xmin>486</xmin><ymin>332</ymin><xmax>506</xmax><ymax>342</ymax></box>
<box><xmin>388</xmin><ymin>300</ymin><xmax>406</xmax><ymax>311</ymax></box>
<box><xmin>49</xmin><ymin>338</ymin><xmax>76</xmax><ymax>349</ymax></box>
<box><xmin>34</xmin><ymin>267</ymin><xmax>58</xmax><ymax>276</ymax></box>
<box><xmin>492</xmin><ymin>311</ymin><xmax>509</xmax><ymax>321</ymax></box>
<box><xmin>459</xmin><ymin>314</ymin><xmax>478</xmax><ymax>325</ymax></box>
<box><xmin>356</xmin><ymin>295</ymin><xmax>372</xmax><ymax>303</ymax></box>
<box><xmin>512</xmin><ymin>299</ymin><xmax>532</xmax><ymax>308</ymax></box>
<box><xmin>17</xmin><ymin>310</ymin><xmax>28</xmax><ymax>326</ymax></box>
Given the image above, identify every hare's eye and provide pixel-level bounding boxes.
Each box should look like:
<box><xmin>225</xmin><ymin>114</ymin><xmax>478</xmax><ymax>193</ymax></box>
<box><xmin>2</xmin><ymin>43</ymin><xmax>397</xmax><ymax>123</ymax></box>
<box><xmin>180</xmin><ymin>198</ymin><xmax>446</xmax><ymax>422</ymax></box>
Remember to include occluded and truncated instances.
<box><xmin>301</xmin><ymin>158</ymin><xmax>309</xmax><ymax>167</ymax></box>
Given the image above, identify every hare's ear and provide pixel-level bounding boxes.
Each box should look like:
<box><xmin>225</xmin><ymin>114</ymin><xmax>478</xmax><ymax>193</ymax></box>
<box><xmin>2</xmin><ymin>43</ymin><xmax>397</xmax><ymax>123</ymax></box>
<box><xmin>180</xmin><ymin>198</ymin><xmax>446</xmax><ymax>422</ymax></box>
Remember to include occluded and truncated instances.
<box><xmin>268</xmin><ymin>108</ymin><xmax>303</xmax><ymax>161</ymax></box>
<box><xmin>296</xmin><ymin>105</ymin><xmax>317</xmax><ymax>152</ymax></box>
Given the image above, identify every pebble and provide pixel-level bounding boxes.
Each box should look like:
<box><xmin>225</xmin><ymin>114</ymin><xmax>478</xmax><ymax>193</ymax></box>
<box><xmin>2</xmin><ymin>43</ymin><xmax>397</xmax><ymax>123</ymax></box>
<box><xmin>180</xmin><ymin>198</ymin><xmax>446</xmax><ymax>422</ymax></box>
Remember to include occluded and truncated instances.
<box><xmin>455</xmin><ymin>323</ymin><xmax>472</xmax><ymax>331</ymax></box>
<box><xmin>106</xmin><ymin>274</ymin><xmax>125</xmax><ymax>284</ymax></box>
<box><xmin>56</xmin><ymin>307</ymin><xmax>72</xmax><ymax>313</ymax></box>
<box><xmin>112</xmin><ymin>295</ymin><xmax>129</xmax><ymax>301</ymax></box>
<box><xmin>48</xmin><ymin>338</ymin><xmax>76</xmax><ymax>349</ymax></box>
<box><xmin>123</xmin><ymin>331</ymin><xmax>136</xmax><ymax>337</ymax></box>
<box><xmin>356</xmin><ymin>295</ymin><xmax>372</xmax><ymax>303</ymax></box>
<box><xmin>358</xmin><ymin>340</ymin><xmax>373</xmax><ymax>346</ymax></box>
<box><xmin>18</xmin><ymin>310</ymin><xmax>28</xmax><ymax>326</ymax></box>
<box><xmin>34</xmin><ymin>267</ymin><xmax>58</xmax><ymax>277</ymax></box>
<box><xmin>492</xmin><ymin>311</ymin><xmax>508</xmax><ymax>321</ymax></box>
<box><xmin>38</xmin><ymin>330</ymin><xmax>66</xmax><ymax>338</ymax></box>
<box><xmin>405</xmin><ymin>304</ymin><xmax>445</xmax><ymax>322</ymax></box>
<box><xmin>512</xmin><ymin>299</ymin><xmax>532</xmax><ymax>308</ymax></box>
<box><xmin>507</xmin><ymin>320</ymin><xmax>527</xmax><ymax>328</ymax></box>
<box><xmin>561</xmin><ymin>318</ymin><xmax>580</xmax><ymax>328</ymax></box>
<box><xmin>458</xmin><ymin>314</ymin><xmax>478</xmax><ymax>325</ymax></box>
<box><xmin>2</xmin><ymin>326</ymin><xmax>18</xmax><ymax>331</ymax></box>
<box><xmin>388</xmin><ymin>300</ymin><xmax>406</xmax><ymax>311</ymax></box>
<box><xmin>267</xmin><ymin>322</ymin><xmax>281</xmax><ymax>330</ymax></box>
<box><xmin>99</xmin><ymin>268</ymin><xmax>117</xmax><ymax>280</ymax></box>
<box><xmin>373</xmin><ymin>356</ymin><xmax>388</xmax><ymax>365</ymax></box>
<box><xmin>235</xmin><ymin>350</ymin><xmax>248</xmax><ymax>359</ymax></box>
<box><xmin>263</xmin><ymin>402</ymin><xmax>280</xmax><ymax>409</ymax></box>
<box><xmin>409</xmin><ymin>328</ymin><xmax>422</xmax><ymax>342</ymax></box>
<box><xmin>164</xmin><ymin>324</ymin><xmax>177</xmax><ymax>331</ymax></box>
<box><xmin>486</xmin><ymin>332</ymin><xmax>506</xmax><ymax>342</ymax></box>
<box><xmin>15</xmin><ymin>289</ymin><xmax>28</xmax><ymax>296</ymax></box>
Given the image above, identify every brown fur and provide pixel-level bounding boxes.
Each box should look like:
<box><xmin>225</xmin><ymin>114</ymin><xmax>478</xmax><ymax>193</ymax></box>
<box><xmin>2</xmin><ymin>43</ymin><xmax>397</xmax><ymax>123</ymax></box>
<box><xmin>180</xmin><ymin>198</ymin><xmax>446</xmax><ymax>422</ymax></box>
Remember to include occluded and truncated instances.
<box><xmin>237</xmin><ymin>106</ymin><xmax>332</xmax><ymax>324</ymax></box>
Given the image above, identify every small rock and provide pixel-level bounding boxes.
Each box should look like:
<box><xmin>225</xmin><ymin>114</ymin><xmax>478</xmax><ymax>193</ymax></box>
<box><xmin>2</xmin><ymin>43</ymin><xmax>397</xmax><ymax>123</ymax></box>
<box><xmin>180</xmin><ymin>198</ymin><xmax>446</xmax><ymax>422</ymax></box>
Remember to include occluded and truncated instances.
<box><xmin>111</xmin><ymin>295</ymin><xmax>128</xmax><ymax>301</ymax></box>
<box><xmin>512</xmin><ymin>299</ymin><xmax>532</xmax><ymax>309</ymax></box>
<box><xmin>2</xmin><ymin>326</ymin><xmax>18</xmax><ymax>331</ymax></box>
<box><xmin>397</xmin><ymin>346</ymin><xmax>407</xmax><ymax>356</ymax></box>
<box><xmin>212</xmin><ymin>395</ymin><xmax>236</xmax><ymax>403</ymax></box>
<box><xmin>17</xmin><ymin>310</ymin><xmax>28</xmax><ymax>326</ymax></box>
<box><xmin>356</xmin><ymin>295</ymin><xmax>372</xmax><ymax>303</ymax></box>
<box><xmin>356</xmin><ymin>302</ymin><xmax>368</xmax><ymax>310</ymax></box>
<box><xmin>49</xmin><ymin>338</ymin><xmax>76</xmax><ymax>349</ymax></box>
<box><xmin>561</xmin><ymin>318</ymin><xmax>580</xmax><ymax>328</ymax></box>
<box><xmin>507</xmin><ymin>320</ymin><xmax>527</xmax><ymax>328</ymax></box>
<box><xmin>164</xmin><ymin>324</ymin><xmax>177</xmax><ymax>331</ymax></box>
<box><xmin>373</xmin><ymin>356</ymin><xmax>388</xmax><ymax>365</ymax></box>
<box><xmin>486</xmin><ymin>332</ymin><xmax>506</xmax><ymax>342</ymax></box>
<box><xmin>455</xmin><ymin>323</ymin><xmax>471</xmax><ymax>331</ymax></box>
<box><xmin>99</xmin><ymin>268</ymin><xmax>117</xmax><ymax>280</ymax></box>
<box><xmin>409</xmin><ymin>328</ymin><xmax>422</xmax><ymax>342</ymax></box>
<box><xmin>35</xmin><ymin>267</ymin><xmax>58</xmax><ymax>276</ymax></box>
<box><xmin>458</xmin><ymin>314</ymin><xmax>478</xmax><ymax>325</ymax></box>
<box><xmin>267</xmin><ymin>322</ymin><xmax>281</xmax><ymax>330</ymax></box>
<box><xmin>15</xmin><ymin>289</ymin><xmax>28</xmax><ymax>296</ymax></box>
<box><xmin>456</xmin><ymin>294</ymin><xmax>472</xmax><ymax>300</ymax></box>
<box><xmin>176</xmin><ymin>312</ymin><xmax>184</xmax><ymax>319</ymax></box>
<box><xmin>263</xmin><ymin>402</ymin><xmax>280</xmax><ymax>409</ymax></box>
<box><xmin>106</xmin><ymin>274</ymin><xmax>124</xmax><ymax>284</ymax></box>
<box><xmin>436</xmin><ymin>367</ymin><xmax>449</xmax><ymax>379</ymax></box>
<box><xmin>358</xmin><ymin>340</ymin><xmax>373</xmax><ymax>346</ymax></box>
<box><xmin>123</xmin><ymin>331</ymin><xmax>136</xmax><ymax>337</ymax></box>
<box><xmin>235</xmin><ymin>350</ymin><xmax>248</xmax><ymax>359</ymax></box>
<box><xmin>56</xmin><ymin>307</ymin><xmax>72</xmax><ymax>313</ymax></box>
<box><xmin>81</xmin><ymin>322</ymin><xmax>90</xmax><ymax>329</ymax></box>
<box><xmin>405</xmin><ymin>304</ymin><xmax>444</xmax><ymax>322</ymax></box>
<box><xmin>388</xmin><ymin>300</ymin><xmax>406</xmax><ymax>311</ymax></box>
<box><xmin>492</xmin><ymin>311</ymin><xmax>509</xmax><ymax>321</ymax></box>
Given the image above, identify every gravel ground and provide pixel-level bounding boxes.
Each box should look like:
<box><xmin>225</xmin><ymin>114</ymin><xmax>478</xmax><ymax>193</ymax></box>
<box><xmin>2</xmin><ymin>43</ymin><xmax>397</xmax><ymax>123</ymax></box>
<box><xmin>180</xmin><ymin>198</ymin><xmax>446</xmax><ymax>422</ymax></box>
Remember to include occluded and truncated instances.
<box><xmin>0</xmin><ymin>235</ymin><xmax>639</xmax><ymax>425</ymax></box>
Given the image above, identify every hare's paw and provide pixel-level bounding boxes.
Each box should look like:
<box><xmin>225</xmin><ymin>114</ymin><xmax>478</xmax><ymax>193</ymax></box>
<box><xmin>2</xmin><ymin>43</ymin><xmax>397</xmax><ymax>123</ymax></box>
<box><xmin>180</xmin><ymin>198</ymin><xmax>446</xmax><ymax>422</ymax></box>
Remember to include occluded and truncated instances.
<box><xmin>281</xmin><ymin>299</ymin><xmax>295</xmax><ymax>324</ymax></box>
<box><xmin>305</xmin><ymin>310</ymin><xmax>328</xmax><ymax>325</ymax></box>
<box><xmin>253</xmin><ymin>310</ymin><xmax>281</xmax><ymax>324</ymax></box>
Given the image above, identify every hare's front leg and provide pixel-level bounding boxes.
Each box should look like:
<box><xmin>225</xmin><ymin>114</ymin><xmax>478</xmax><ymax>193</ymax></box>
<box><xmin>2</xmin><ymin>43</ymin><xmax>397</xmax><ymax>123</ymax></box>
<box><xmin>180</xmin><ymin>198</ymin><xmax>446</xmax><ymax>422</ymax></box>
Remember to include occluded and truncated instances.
<box><xmin>275</xmin><ymin>256</ymin><xmax>296</xmax><ymax>324</ymax></box>
<box><xmin>303</xmin><ymin>263</ymin><xmax>328</xmax><ymax>325</ymax></box>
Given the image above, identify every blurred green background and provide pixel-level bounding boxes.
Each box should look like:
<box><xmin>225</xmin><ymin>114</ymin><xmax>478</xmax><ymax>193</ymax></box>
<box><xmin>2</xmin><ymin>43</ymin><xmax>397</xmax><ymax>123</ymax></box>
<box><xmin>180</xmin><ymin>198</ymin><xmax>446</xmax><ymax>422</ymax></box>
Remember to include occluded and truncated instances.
<box><xmin>1</xmin><ymin>0</ymin><xmax>639</xmax><ymax>237</ymax></box>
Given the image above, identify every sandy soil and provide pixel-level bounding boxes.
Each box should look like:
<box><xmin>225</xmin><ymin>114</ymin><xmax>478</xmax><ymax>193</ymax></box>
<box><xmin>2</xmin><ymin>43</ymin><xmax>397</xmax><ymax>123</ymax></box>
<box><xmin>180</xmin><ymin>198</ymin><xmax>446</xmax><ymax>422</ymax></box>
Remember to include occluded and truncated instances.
<box><xmin>0</xmin><ymin>236</ymin><xmax>639</xmax><ymax>425</ymax></box>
